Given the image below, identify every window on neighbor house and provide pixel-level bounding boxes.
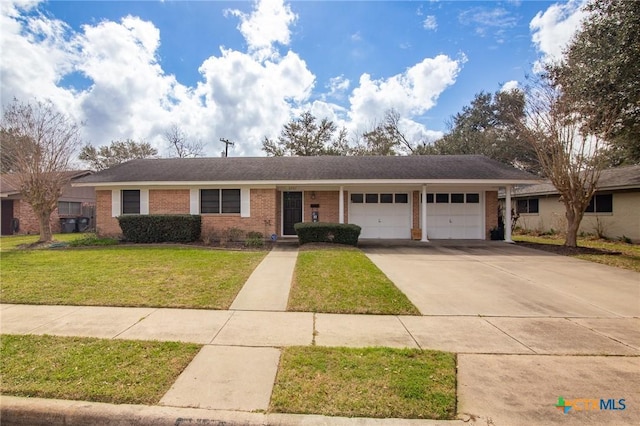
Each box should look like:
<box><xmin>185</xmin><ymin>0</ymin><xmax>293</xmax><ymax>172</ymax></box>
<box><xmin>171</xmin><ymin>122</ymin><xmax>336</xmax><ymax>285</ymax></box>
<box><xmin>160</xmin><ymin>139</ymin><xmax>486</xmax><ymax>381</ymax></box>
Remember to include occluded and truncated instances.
<box><xmin>516</xmin><ymin>198</ymin><xmax>539</xmax><ymax>214</ymax></box>
<box><xmin>121</xmin><ymin>190</ymin><xmax>140</xmax><ymax>214</ymax></box>
<box><xmin>200</xmin><ymin>189</ymin><xmax>241</xmax><ymax>214</ymax></box>
<box><xmin>585</xmin><ymin>194</ymin><xmax>613</xmax><ymax>213</ymax></box>
<box><xmin>58</xmin><ymin>201</ymin><xmax>82</xmax><ymax>216</ymax></box>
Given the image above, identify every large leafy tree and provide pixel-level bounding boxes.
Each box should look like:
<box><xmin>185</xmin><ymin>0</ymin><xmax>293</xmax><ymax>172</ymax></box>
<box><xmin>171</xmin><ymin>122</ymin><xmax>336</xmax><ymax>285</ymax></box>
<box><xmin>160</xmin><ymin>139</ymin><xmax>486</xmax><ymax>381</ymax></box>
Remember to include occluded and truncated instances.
<box><xmin>79</xmin><ymin>139</ymin><xmax>158</xmax><ymax>171</ymax></box>
<box><xmin>1</xmin><ymin>99</ymin><xmax>83</xmax><ymax>242</ymax></box>
<box><xmin>262</xmin><ymin>111</ymin><xmax>349</xmax><ymax>156</ymax></box>
<box><xmin>428</xmin><ymin>90</ymin><xmax>539</xmax><ymax>173</ymax></box>
<box><xmin>548</xmin><ymin>0</ymin><xmax>640</xmax><ymax>165</ymax></box>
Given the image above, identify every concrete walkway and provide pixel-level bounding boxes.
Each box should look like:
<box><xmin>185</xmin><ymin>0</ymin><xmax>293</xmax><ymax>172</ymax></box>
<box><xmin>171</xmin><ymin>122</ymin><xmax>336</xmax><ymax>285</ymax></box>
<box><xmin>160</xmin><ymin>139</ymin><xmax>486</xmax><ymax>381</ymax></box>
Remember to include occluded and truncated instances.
<box><xmin>229</xmin><ymin>244</ymin><xmax>298</xmax><ymax>311</ymax></box>
<box><xmin>2</xmin><ymin>241</ymin><xmax>640</xmax><ymax>425</ymax></box>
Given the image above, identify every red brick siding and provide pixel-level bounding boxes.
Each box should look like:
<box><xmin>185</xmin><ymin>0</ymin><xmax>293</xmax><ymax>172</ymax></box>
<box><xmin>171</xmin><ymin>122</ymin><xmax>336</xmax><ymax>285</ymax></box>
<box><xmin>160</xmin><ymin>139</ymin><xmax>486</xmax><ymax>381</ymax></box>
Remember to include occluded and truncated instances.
<box><xmin>485</xmin><ymin>191</ymin><xmax>498</xmax><ymax>240</ymax></box>
<box><xmin>303</xmin><ymin>191</ymin><xmax>340</xmax><ymax>223</ymax></box>
<box><xmin>149</xmin><ymin>189</ymin><xmax>190</xmax><ymax>214</ymax></box>
<box><xmin>201</xmin><ymin>188</ymin><xmax>277</xmax><ymax>237</ymax></box>
<box><xmin>95</xmin><ymin>190</ymin><xmax>121</xmax><ymax>236</ymax></box>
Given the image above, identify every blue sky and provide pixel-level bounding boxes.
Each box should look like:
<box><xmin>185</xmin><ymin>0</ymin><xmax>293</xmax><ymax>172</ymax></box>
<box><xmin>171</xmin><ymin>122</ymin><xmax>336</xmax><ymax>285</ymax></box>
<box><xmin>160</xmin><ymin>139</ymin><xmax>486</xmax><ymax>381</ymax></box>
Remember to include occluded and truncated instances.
<box><xmin>0</xmin><ymin>0</ymin><xmax>589</xmax><ymax>157</ymax></box>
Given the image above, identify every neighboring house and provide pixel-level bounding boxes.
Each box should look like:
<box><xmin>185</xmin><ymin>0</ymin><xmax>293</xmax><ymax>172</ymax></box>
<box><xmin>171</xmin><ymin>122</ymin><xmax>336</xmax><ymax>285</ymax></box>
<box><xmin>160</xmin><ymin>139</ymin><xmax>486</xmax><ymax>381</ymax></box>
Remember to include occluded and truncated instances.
<box><xmin>0</xmin><ymin>170</ymin><xmax>96</xmax><ymax>235</ymax></box>
<box><xmin>73</xmin><ymin>155</ymin><xmax>538</xmax><ymax>241</ymax></box>
<box><xmin>508</xmin><ymin>165</ymin><xmax>640</xmax><ymax>242</ymax></box>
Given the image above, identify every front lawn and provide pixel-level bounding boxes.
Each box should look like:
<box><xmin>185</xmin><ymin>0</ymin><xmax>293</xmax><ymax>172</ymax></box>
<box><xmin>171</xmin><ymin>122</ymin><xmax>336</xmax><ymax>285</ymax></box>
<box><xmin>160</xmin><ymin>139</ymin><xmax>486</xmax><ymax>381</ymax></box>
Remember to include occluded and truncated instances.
<box><xmin>287</xmin><ymin>247</ymin><xmax>419</xmax><ymax>315</ymax></box>
<box><xmin>514</xmin><ymin>235</ymin><xmax>640</xmax><ymax>272</ymax></box>
<box><xmin>0</xmin><ymin>334</ymin><xmax>200</xmax><ymax>404</ymax></box>
<box><xmin>0</xmin><ymin>233</ymin><xmax>86</xmax><ymax>252</ymax></box>
<box><xmin>0</xmin><ymin>242</ymin><xmax>267</xmax><ymax>309</ymax></box>
<box><xmin>270</xmin><ymin>346</ymin><xmax>457</xmax><ymax>419</ymax></box>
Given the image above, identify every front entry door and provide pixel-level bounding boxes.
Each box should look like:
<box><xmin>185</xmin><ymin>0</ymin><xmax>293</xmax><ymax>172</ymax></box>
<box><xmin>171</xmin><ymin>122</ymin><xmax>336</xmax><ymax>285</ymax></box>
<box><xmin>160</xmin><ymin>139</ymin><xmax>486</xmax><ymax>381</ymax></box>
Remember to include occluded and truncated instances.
<box><xmin>1</xmin><ymin>200</ymin><xmax>14</xmax><ymax>235</ymax></box>
<box><xmin>283</xmin><ymin>192</ymin><xmax>302</xmax><ymax>235</ymax></box>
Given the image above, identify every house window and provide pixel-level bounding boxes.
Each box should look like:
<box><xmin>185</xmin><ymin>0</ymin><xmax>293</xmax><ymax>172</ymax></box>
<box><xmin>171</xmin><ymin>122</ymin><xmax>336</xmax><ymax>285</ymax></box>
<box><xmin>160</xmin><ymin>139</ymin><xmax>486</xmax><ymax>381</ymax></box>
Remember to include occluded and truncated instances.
<box><xmin>394</xmin><ymin>193</ymin><xmax>408</xmax><ymax>204</ymax></box>
<box><xmin>58</xmin><ymin>201</ymin><xmax>81</xmax><ymax>216</ymax></box>
<box><xmin>365</xmin><ymin>193</ymin><xmax>379</xmax><ymax>203</ymax></box>
<box><xmin>436</xmin><ymin>193</ymin><xmax>449</xmax><ymax>203</ymax></box>
<box><xmin>516</xmin><ymin>198</ymin><xmax>539</xmax><ymax>214</ymax></box>
<box><xmin>466</xmin><ymin>193</ymin><xmax>480</xmax><ymax>203</ymax></box>
<box><xmin>380</xmin><ymin>193</ymin><xmax>393</xmax><ymax>203</ymax></box>
<box><xmin>351</xmin><ymin>193</ymin><xmax>363</xmax><ymax>203</ymax></box>
<box><xmin>200</xmin><ymin>189</ymin><xmax>241</xmax><ymax>214</ymax></box>
<box><xmin>122</xmin><ymin>190</ymin><xmax>140</xmax><ymax>214</ymax></box>
<box><xmin>451</xmin><ymin>193</ymin><xmax>465</xmax><ymax>203</ymax></box>
<box><xmin>585</xmin><ymin>194</ymin><xmax>613</xmax><ymax>213</ymax></box>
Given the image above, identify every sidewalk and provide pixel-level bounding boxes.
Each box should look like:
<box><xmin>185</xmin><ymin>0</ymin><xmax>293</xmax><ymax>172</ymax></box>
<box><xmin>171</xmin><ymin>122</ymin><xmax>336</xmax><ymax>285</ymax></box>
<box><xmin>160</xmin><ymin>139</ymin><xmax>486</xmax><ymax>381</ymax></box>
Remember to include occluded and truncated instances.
<box><xmin>1</xmin><ymin>243</ymin><xmax>639</xmax><ymax>425</ymax></box>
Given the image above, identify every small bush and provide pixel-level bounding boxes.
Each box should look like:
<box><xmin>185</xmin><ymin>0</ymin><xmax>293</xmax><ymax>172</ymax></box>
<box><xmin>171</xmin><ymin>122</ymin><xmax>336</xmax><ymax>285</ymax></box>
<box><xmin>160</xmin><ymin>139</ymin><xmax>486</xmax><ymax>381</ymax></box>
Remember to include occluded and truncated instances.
<box><xmin>245</xmin><ymin>231</ymin><xmax>265</xmax><ymax>248</ymax></box>
<box><xmin>294</xmin><ymin>222</ymin><xmax>361</xmax><ymax>246</ymax></box>
<box><xmin>118</xmin><ymin>215</ymin><xmax>201</xmax><ymax>243</ymax></box>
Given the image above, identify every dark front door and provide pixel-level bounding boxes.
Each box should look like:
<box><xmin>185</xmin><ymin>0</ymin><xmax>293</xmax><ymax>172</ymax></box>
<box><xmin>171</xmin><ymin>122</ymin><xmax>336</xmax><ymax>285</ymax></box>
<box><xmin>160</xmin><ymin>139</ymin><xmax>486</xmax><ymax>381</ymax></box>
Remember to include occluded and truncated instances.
<box><xmin>283</xmin><ymin>191</ymin><xmax>303</xmax><ymax>235</ymax></box>
<box><xmin>1</xmin><ymin>200</ymin><xmax>14</xmax><ymax>235</ymax></box>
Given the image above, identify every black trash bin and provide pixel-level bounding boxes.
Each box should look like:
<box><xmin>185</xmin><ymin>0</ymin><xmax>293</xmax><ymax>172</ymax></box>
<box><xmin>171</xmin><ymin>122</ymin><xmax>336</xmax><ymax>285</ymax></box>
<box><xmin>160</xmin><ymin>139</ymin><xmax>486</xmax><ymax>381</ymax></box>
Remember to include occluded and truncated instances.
<box><xmin>77</xmin><ymin>217</ymin><xmax>90</xmax><ymax>232</ymax></box>
<box><xmin>60</xmin><ymin>218</ymin><xmax>77</xmax><ymax>233</ymax></box>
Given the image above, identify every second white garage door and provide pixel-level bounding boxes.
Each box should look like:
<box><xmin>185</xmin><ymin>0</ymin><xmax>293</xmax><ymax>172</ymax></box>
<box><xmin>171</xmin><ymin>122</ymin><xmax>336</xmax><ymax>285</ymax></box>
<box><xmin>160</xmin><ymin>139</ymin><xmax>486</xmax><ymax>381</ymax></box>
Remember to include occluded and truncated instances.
<box><xmin>424</xmin><ymin>192</ymin><xmax>483</xmax><ymax>239</ymax></box>
<box><xmin>349</xmin><ymin>192</ymin><xmax>411</xmax><ymax>239</ymax></box>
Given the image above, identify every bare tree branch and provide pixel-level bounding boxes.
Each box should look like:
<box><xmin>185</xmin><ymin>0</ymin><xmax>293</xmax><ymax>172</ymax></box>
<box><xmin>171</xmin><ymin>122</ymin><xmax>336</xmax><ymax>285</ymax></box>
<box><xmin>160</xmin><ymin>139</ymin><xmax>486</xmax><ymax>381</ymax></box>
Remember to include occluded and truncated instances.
<box><xmin>164</xmin><ymin>123</ymin><xmax>205</xmax><ymax>158</ymax></box>
<box><xmin>1</xmin><ymin>98</ymin><xmax>83</xmax><ymax>242</ymax></box>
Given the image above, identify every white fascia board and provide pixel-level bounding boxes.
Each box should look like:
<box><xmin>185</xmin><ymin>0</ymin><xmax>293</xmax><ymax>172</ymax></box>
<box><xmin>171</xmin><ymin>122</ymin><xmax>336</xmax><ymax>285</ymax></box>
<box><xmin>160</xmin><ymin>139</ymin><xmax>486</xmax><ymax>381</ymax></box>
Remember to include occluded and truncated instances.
<box><xmin>74</xmin><ymin>179</ymin><xmax>542</xmax><ymax>188</ymax></box>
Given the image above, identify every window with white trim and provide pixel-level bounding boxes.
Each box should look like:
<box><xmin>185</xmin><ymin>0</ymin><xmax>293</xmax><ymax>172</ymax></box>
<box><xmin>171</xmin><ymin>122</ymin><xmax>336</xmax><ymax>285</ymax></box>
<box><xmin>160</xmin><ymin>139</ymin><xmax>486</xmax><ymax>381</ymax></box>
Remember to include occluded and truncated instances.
<box><xmin>122</xmin><ymin>190</ymin><xmax>140</xmax><ymax>214</ymax></box>
<box><xmin>516</xmin><ymin>198</ymin><xmax>539</xmax><ymax>214</ymax></box>
<box><xmin>200</xmin><ymin>189</ymin><xmax>241</xmax><ymax>214</ymax></box>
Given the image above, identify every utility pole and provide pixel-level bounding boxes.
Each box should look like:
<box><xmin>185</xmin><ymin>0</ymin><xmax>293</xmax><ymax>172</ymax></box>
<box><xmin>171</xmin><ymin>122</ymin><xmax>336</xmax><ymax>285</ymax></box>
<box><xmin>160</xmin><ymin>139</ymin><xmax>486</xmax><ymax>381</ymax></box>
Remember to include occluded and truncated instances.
<box><xmin>220</xmin><ymin>138</ymin><xmax>235</xmax><ymax>157</ymax></box>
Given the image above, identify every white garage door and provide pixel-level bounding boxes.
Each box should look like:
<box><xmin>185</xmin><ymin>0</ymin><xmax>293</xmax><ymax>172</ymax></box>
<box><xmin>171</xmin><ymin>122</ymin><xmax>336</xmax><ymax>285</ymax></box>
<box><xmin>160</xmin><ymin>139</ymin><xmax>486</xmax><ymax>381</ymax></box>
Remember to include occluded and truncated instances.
<box><xmin>424</xmin><ymin>192</ymin><xmax>483</xmax><ymax>239</ymax></box>
<box><xmin>349</xmin><ymin>192</ymin><xmax>411</xmax><ymax>239</ymax></box>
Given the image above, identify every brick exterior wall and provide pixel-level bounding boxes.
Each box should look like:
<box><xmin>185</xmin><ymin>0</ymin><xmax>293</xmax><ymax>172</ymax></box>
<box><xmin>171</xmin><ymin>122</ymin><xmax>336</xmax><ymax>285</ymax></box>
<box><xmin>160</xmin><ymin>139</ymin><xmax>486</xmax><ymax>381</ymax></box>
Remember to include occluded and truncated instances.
<box><xmin>149</xmin><ymin>189</ymin><xmax>190</xmax><ymax>214</ymax></box>
<box><xmin>412</xmin><ymin>191</ymin><xmax>420</xmax><ymax>231</ymax></box>
<box><xmin>485</xmin><ymin>191</ymin><xmax>498</xmax><ymax>240</ymax></box>
<box><xmin>201</xmin><ymin>188</ymin><xmax>277</xmax><ymax>238</ymax></box>
<box><xmin>10</xmin><ymin>199</ymin><xmax>62</xmax><ymax>234</ymax></box>
<box><xmin>304</xmin><ymin>191</ymin><xmax>339</xmax><ymax>223</ymax></box>
<box><xmin>95</xmin><ymin>190</ymin><xmax>121</xmax><ymax>236</ymax></box>
<box><xmin>96</xmin><ymin>188</ymin><xmax>278</xmax><ymax>239</ymax></box>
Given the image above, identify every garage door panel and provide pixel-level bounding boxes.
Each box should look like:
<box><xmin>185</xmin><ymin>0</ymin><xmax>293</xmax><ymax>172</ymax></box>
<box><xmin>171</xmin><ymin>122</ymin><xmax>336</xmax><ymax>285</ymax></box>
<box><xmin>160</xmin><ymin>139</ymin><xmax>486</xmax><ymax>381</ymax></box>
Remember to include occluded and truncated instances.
<box><xmin>350</xmin><ymin>192</ymin><xmax>411</xmax><ymax>239</ymax></box>
<box><xmin>424</xmin><ymin>192</ymin><xmax>483</xmax><ymax>240</ymax></box>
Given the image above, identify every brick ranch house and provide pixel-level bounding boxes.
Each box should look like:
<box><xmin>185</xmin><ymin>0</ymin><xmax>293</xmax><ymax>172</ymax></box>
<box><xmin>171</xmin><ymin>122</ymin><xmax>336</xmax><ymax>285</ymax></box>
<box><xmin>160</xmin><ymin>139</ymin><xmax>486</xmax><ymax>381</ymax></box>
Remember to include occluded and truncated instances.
<box><xmin>73</xmin><ymin>155</ymin><xmax>539</xmax><ymax>242</ymax></box>
<box><xmin>1</xmin><ymin>170</ymin><xmax>96</xmax><ymax>235</ymax></box>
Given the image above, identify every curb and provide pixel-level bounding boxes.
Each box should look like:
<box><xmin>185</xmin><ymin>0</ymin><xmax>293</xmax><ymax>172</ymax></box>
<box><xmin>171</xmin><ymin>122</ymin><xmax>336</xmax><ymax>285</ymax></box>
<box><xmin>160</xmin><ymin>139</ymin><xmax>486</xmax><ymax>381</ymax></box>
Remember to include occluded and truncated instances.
<box><xmin>0</xmin><ymin>396</ymin><xmax>462</xmax><ymax>425</ymax></box>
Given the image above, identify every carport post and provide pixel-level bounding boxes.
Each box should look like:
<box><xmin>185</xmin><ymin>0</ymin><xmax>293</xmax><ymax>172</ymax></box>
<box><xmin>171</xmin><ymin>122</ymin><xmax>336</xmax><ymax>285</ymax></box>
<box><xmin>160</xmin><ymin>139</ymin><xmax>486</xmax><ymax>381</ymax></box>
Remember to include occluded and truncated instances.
<box><xmin>421</xmin><ymin>184</ymin><xmax>429</xmax><ymax>242</ymax></box>
<box><xmin>339</xmin><ymin>186</ymin><xmax>344</xmax><ymax>224</ymax></box>
<box><xmin>505</xmin><ymin>185</ymin><xmax>513</xmax><ymax>243</ymax></box>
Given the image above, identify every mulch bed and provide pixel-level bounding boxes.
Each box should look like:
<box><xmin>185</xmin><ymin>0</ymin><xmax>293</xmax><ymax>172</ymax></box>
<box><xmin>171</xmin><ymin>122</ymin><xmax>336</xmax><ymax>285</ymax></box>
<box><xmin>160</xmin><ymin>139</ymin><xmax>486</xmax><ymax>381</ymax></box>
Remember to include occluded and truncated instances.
<box><xmin>516</xmin><ymin>241</ymin><xmax>621</xmax><ymax>256</ymax></box>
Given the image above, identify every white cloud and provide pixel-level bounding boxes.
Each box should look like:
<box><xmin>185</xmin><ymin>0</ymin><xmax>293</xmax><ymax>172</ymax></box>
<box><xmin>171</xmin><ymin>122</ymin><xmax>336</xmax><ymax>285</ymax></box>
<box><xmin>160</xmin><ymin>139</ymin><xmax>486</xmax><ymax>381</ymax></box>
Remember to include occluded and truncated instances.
<box><xmin>348</xmin><ymin>54</ymin><xmax>463</xmax><ymax>127</ymax></box>
<box><xmin>459</xmin><ymin>7</ymin><xmax>518</xmax><ymax>36</ymax></box>
<box><xmin>1</xmin><ymin>0</ymin><xmax>453</xmax><ymax>156</ymax></box>
<box><xmin>226</xmin><ymin>0</ymin><xmax>296</xmax><ymax>61</ymax></box>
<box><xmin>501</xmin><ymin>80</ymin><xmax>519</xmax><ymax>92</ymax></box>
<box><xmin>530</xmin><ymin>0</ymin><xmax>589</xmax><ymax>71</ymax></box>
<box><xmin>423</xmin><ymin>15</ymin><xmax>437</xmax><ymax>31</ymax></box>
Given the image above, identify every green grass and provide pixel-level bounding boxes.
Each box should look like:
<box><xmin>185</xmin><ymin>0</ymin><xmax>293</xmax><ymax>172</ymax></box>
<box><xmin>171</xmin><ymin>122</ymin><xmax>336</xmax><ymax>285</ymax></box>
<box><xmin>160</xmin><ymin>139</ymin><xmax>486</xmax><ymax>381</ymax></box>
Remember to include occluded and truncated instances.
<box><xmin>0</xmin><ymin>233</ymin><xmax>86</xmax><ymax>251</ymax></box>
<box><xmin>288</xmin><ymin>248</ymin><xmax>419</xmax><ymax>315</ymax></box>
<box><xmin>270</xmin><ymin>346</ymin><xmax>456</xmax><ymax>420</ymax></box>
<box><xmin>0</xmin><ymin>244</ymin><xmax>267</xmax><ymax>309</ymax></box>
<box><xmin>514</xmin><ymin>235</ymin><xmax>640</xmax><ymax>272</ymax></box>
<box><xmin>0</xmin><ymin>334</ymin><xmax>200</xmax><ymax>404</ymax></box>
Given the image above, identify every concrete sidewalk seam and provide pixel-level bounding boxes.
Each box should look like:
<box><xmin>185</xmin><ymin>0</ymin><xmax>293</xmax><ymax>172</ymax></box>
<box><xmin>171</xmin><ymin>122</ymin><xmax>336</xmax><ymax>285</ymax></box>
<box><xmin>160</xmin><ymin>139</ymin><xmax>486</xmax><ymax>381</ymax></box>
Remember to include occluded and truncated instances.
<box><xmin>481</xmin><ymin>317</ymin><xmax>537</xmax><ymax>354</ymax></box>
<box><xmin>566</xmin><ymin>317</ymin><xmax>640</xmax><ymax>352</ymax></box>
<box><xmin>208</xmin><ymin>310</ymin><xmax>236</xmax><ymax>344</ymax></box>
<box><xmin>113</xmin><ymin>308</ymin><xmax>159</xmax><ymax>339</ymax></box>
<box><xmin>397</xmin><ymin>316</ymin><xmax>423</xmax><ymax>350</ymax></box>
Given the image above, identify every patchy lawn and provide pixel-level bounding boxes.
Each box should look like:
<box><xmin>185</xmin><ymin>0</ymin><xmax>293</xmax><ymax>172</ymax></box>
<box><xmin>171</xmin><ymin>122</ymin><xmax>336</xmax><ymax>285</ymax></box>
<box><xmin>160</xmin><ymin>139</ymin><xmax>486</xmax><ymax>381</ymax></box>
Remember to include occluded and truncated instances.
<box><xmin>514</xmin><ymin>235</ymin><xmax>640</xmax><ymax>272</ymax></box>
<box><xmin>288</xmin><ymin>247</ymin><xmax>419</xmax><ymax>315</ymax></box>
<box><xmin>270</xmin><ymin>346</ymin><xmax>456</xmax><ymax>420</ymax></box>
<box><xmin>0</xmin><ymin>233</ymin><xmax>86</xmax><ymax>252</ymax></box>
<box><xmin>0</xmin><ymin>334</ymin><xmax>200</xmax><ymax>404</ymax></box>
<box><xmin>0</xmin><ymin>244</ymin><xmax>267</xmax><ymax>309</ymax></box>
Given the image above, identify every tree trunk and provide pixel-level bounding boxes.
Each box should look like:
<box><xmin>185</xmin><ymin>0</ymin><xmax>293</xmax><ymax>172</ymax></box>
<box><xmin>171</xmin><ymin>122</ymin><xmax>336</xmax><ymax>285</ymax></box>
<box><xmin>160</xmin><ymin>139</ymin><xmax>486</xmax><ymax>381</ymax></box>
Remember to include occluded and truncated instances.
<box><xmin>37</xmin><ymin>211</ymin><xmax>53</xmax><ymax>243</ymax></box>
<box><xmin>564</xmin><ymin>208</ymin><xmax>581</xmax><ymax>248</ymax></box>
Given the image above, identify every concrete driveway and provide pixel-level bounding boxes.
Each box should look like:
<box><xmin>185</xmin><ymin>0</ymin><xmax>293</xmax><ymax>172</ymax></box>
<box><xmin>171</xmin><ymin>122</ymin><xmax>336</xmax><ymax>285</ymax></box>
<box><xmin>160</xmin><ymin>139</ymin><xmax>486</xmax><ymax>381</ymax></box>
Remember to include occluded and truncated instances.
<box><xmin>364</xmin><ymin>241</ymin><xmax>640</xmax><ymax>425</ymax></box>
<box><xmin>363</xmin><ymin>241</ymin><xmax>640</xmax><ymax>318</ymax></box>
